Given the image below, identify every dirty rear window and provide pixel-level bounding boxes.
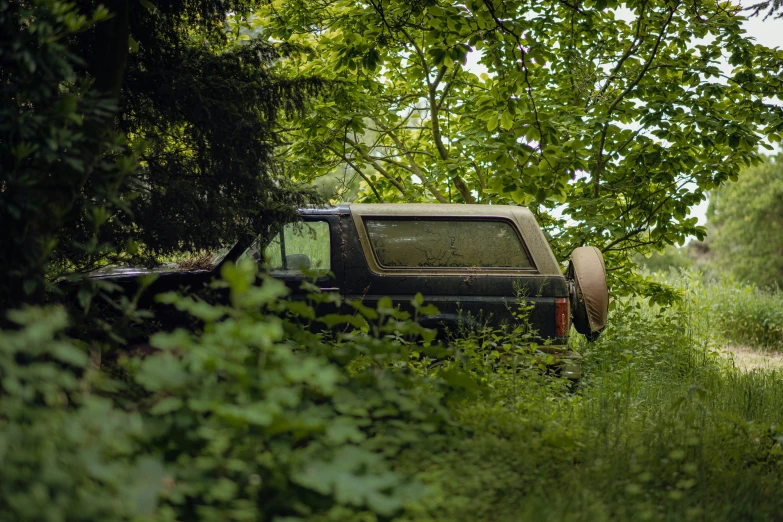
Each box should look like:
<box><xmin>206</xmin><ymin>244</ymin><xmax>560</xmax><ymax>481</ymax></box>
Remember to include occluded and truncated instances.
<box><xmin>364</xmin><ymin>218</ymin><xmax>532</xmax><ymax>269</ymax></box>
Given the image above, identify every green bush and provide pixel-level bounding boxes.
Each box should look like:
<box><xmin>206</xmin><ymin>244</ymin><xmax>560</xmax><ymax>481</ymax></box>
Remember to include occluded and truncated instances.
<box><xmin>123</xmin><ymin>261</ymin><xmax>464</xmax><ymax>521</ymax></box>
<box><xmin>0</xmin><ymin>307</ymin><xmax>165</xmax><ymax>522</ymax></box>
<box><xmin>2</xmin><ymin>262</ymin><xmax>474</xmax><ymax>522</ymax></box>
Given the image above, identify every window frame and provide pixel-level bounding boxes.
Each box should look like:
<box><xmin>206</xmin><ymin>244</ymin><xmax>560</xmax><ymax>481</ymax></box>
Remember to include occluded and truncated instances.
<box><xmin>241</xmin><ymin>218</ymin><xmax>335</xmax><ymax>282</ymax></box>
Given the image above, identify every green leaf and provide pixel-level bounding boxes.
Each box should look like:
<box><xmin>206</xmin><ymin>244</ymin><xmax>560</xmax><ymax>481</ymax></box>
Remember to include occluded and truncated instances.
<box><xmin>127</xmin><ymin>457</ymin><xmax>167</xmax><ymax>516</ymax></box>
<box><xmin>500</xmin><ymin>110</ymin><xmax>513</xmax><ymax>130</ymax></box>
<box><xmin>136</xmin><ymin>353</ymin><xmax>189</xmax><ymax>392</ymax></box>
<box><xmin>149</xmin><ymin>396</ymin><xmax>183</xmax><ymax>415</ymax></box>
<box><xmin>50</xmin><ymin>342</ymin><xmax>89</xmax><ymax>367</ymax></box>
<box><xmin>486</xmin><ymin>114</ymin><xmax>499</xmax><ymax>131</ymax></box>
<box><xmin>377</xmin><ymin>296</ymin><xmax>395</xmax><ymax>315</ymax></box>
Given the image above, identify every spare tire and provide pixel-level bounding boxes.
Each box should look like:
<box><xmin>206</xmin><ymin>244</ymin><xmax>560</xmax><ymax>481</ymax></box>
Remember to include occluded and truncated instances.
<box><xmin>567</xmin><ymin>246</ymin><xmax>609</xmax><ymax>341</ymax></box>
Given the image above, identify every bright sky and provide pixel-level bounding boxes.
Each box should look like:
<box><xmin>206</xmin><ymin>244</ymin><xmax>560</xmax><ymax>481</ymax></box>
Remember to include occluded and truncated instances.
<box><xmin>742</xmin><ymin>8</ymin><xmax>783</xmax><ymax>49</ymax></box>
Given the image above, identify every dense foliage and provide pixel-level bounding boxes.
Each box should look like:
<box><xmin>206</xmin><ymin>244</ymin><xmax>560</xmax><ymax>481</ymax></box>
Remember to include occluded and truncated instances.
<box><xmin>1</xmin><ymin>262</ymin><xmax>464</xmax><ymax>521</ymax></box>
<box><xmin>395</xmin><ymin>276</ymin><xmax>783</xmax><ymax>521</ymax></box>
<box><xmin>96</xmin><ymin>0</ymin><xmax>324</xmax><ymax>262</ymax></box>
<box><xmin>0</xmin><ymin>0</ymin><xmax>136</xmax><ymax>308</ymax></box>
<box><xmin>707</xmin><ymin>155</ymin><xmax>783</xmax><ymax>288</ymax></box>
<box><xmin>0</xmin><ymin>306</ymin><xmax>163</xmax><ymax>522</ymax></box>
<box><xmin>5</xmin><ymin>265</ymin><xmax>783</xmax><ymax>521</ymax></box>
<box><xmin>115</xmin><ymin>37</ymin><xmax>320</xmax><ymax>259</ymax></box>
<box><xmin>705</xmin><ymin>280</ymin><xmax>783</xmax><ymax>350</ymax></box>
<box><xmin>253</xmin><ymin>0</ymin><xmax>783</xmax><ymax>291</ymax></box>
<box><xmin>132</xmin><ymin>263</ymin><xmax>459</xmax><ymax>521</ymax></box>
<box><xmin>0</xmin><ymin>0</ymin><xmax>323</xmax><ymax>308</ymax></box>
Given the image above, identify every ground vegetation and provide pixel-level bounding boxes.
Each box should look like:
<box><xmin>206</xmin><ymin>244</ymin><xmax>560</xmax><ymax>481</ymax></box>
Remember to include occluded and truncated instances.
<box><xmin>4</xmin><ymin>263</ymin><xmax>783</xmax><ymax>521</ymax></box>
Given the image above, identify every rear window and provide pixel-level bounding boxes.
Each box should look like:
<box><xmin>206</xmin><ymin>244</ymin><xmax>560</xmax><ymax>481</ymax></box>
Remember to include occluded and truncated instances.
<box><xmin>364</xmin><ymin>218</ymin><xmax>532</xmax><ymax>269</ymax></box>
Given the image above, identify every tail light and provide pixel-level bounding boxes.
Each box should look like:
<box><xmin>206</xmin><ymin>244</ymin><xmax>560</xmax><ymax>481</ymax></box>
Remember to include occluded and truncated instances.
<box><xmin>555</xmin><ymin>297</ymin><xmax>570</xmax><ymax>338</ymax></box>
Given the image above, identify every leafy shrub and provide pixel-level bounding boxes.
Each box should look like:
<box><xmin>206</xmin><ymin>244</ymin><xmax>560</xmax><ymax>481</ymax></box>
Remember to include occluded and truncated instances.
<box><xmin>0</xmin><ymin>307</ymin><xmax>165</xmax><ymax>522</ymax></box>
<box><xmin>124</xmin><ymin>260</ymin><xmax>463</xmax><ymax>521</ymax></box>
<box><xmin>2</xmin><ymin>261</ymin><xmax>474</xmax><ymax>522</ymax></box>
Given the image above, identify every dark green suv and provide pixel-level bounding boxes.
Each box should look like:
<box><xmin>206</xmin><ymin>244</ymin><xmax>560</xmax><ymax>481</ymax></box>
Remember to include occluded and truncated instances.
<box><xmin>242</xmin><ymin>203</ymin><xmax>609</xmax><ymax>377</ymax></box>
<box><xmin>88</xmin><ymin>203</ymin><xmax>609</xmax><ymax>378</ymax></box>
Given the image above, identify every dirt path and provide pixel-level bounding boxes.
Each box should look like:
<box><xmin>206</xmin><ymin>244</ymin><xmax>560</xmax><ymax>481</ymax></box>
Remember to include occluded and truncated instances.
<box><xmin>722</xmin><ymin>345</ymin><xmax>783</xmax><ymax>372</ymax></box>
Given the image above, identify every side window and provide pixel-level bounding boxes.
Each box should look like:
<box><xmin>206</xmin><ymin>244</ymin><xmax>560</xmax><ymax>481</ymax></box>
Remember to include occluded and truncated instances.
<box><xmin>364</xmin><ymin>218</ymin><xmax>532</xmax><ymax>269</ymax></box>
<box><xmin>241</xmin><ymin>221</ymin><xmax>331</xmax><ymax>276</ymax></box>
<box><xmin>265</xmin><ymin>221</ymin><xmax>331</xmax><ymax>276</ymax></box>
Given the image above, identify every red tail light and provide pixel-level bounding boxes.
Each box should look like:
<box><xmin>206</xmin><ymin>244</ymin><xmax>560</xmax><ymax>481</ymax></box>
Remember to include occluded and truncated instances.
<box><xmin>555</xmin><ymin>297</ymin><xmax>570</xmax><ymax>338</ymax></box>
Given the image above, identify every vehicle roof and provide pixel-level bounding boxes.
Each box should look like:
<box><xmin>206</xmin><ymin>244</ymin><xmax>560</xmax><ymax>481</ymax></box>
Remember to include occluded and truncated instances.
<box><xmin>299</xmin><ymin>203</ymin><xmax>351</xmax><ymax>215</ymax></box>
<box><xmin>348</xmin><ymin>203</ymin><xmax>536</xmax><ymax>219</ymax></box>
<box><xmin>346</xmin><ymin>203</ymin><xmax>562</xmax><ymax>275</ymax></box>
<box><xmin>300</xmin><ymin>203</ymin><xmax>538</xmax><ymax>219</ymax></box>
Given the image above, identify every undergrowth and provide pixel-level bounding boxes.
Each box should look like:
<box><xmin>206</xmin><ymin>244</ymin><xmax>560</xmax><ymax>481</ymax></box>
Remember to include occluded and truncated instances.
<box><xmin>395</xmin><ymin>275</ymin><xmax>783</xmax><ymax>522</ymax></box>
<box><xmin>705</xmin><ymin>280</ymin><xmax>783</xmax><ymax>351</ymax></box>
<box><xmin>3</xmin><ymin>266</ymin><xmax>783</xmax><ymax>521</ymax></box>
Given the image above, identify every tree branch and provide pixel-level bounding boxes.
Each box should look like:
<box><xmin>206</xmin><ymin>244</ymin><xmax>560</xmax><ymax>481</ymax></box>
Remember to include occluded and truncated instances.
<box><xmin>593</xmin><ymin>5</ymin><xmax>676</xmax><ymax>198</ymax></box>
<box><xmin>597</xmin><ymin>7</ymin><xmax>647</xmax><ymax>98</ymax></box>
<box><xmin>338</xmin><ymin>137</ymin><xmax>408</xmax><ymax>195</ymax></box>
<box><xmin>335</xmin><ymin>152</ymin><xmax>386</xmax><ymax>202</ymax></box>
<box><xmin>369</xmin><ymin>119</ymin><xmax>450</xmax><ymax>203</ymax></box>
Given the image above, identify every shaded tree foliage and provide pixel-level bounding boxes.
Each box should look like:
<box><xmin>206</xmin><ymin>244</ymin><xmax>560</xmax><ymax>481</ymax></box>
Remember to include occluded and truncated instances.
<box><xmin>1</xmin><ymin>0</ymin><xmax>323</xmax><ymax>308</ymax></box>
<box><xmin>0</xmin><ymin>1</ymin><xmax>135</xmax><ymax>309</ymax></box>
<box><xmin>59</xmin><ymin>0</ymin><xmax>324</xmax><ymax>268</ymax></box>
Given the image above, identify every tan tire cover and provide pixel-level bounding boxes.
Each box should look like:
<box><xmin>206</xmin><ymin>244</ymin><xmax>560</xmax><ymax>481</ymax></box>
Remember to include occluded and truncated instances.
<box><xmin>567</xmin><ymin>246</ymin><xmax>609</xmax><ymax>337</ymax></box>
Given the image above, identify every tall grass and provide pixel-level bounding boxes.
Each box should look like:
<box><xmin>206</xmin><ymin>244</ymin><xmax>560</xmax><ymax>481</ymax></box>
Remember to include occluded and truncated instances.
<box><xmin>397</xmin><ymin>275</ymin><xmax>783</xmax><ymax>522</ymax></box>
<box><xmin>704</xmin><ymin>280</ymin><xmax>783</xmax><ymax>351</ymax></box>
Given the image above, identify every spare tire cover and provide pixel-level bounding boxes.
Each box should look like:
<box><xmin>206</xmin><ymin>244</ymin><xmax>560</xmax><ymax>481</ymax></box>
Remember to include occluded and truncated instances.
<box><xmin>567</xmin><ymin>246</ymin><xmax>608</xmax><ymax>336</ymax></box>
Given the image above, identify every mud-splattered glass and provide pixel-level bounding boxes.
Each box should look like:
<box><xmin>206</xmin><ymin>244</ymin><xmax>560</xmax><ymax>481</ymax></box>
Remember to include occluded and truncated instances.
<box><xmin>365</xmin><ymin>219</ymin><xmax>531</xmax><ymax>268</ymax></box>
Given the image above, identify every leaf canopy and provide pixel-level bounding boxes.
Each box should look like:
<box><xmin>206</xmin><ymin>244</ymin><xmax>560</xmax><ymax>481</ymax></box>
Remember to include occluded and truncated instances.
<box><xmin>255</xmin><ymin>0</ymin><xmax>783</xmax><ymax>293</ymax></box>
